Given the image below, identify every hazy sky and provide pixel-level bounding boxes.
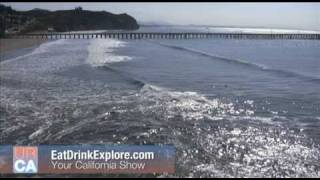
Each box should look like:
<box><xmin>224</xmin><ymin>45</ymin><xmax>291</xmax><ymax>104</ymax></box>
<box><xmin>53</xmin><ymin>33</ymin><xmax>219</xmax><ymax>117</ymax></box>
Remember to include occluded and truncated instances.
<box><xmin>3</xmin><ymin>3</ymin><xmax>320</xmax><ymax>31</ymax></box>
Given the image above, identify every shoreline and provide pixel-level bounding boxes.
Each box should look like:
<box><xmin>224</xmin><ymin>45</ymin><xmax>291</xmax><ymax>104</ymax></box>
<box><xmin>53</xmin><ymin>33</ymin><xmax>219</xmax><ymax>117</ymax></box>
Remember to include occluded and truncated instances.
<box><xmin>0</xmin><ymin>38</ymin><xmax>48</xmax><ymax>62</ymax></box>
<box><xmin>0</xmin><ymin>38</ymin><xmax>48</xmax><ymax>54</ymax></box>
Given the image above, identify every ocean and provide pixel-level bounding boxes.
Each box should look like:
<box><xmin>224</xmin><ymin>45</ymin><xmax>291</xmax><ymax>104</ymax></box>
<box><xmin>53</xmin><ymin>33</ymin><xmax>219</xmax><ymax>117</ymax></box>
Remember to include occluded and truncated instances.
<box><xmin>1</xmin><ymin>26</ymin><xmax>320</xmax><ymax>177</ymax></box>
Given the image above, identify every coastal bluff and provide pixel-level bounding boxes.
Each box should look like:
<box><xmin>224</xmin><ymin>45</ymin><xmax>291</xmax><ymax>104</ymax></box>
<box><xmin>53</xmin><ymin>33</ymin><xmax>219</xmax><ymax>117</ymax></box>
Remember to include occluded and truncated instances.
<box><xmin>1</xmin><ymin>5</ymin><xmax>139</xmax><ymax>35</ymax></box>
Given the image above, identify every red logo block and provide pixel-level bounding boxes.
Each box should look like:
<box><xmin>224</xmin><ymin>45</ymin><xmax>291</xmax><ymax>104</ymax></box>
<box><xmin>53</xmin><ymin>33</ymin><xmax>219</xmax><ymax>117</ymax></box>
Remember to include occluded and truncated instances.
<box><xmin>13</xmin><ymin>146</ymin><xmax>38</xmax><ymax>174</ymax></box>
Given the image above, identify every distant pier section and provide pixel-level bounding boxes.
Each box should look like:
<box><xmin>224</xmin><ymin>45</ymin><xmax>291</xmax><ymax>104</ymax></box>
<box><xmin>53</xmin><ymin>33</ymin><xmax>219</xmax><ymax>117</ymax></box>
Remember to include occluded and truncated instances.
<box><xmin>7</xmin><ymin>32</ymin><xmax>320</xmax><ymax>40</ymax></box>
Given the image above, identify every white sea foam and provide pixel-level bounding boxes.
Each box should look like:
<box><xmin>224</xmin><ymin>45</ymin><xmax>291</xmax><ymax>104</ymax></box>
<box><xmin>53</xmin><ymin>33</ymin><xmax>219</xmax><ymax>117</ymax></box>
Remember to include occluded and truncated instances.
<box><xmin>28</xmin><ymin>127</ymin><xmax>45</xmax><ymax>140</ymax></box>
<box><xmin>137</xmin><ymin>84</ymin><xmax>297</xmax><ymax>127</ymax></box>
<box><xmin>139</xmin><ymin>84</ymin><xmax>260</xmax><ymax>121</ymax></box>
<box><xmin>0</xmin><ymin>39</ymin><xmax>67</xmax><ymax>65</ymax></box>
<box><xmin>86</xmin><ymin>39</ymin><xmax>132</xmax><ymax>67</ymax></box>
<box><xmin>31</xmin><ymin>39</ymin><xmax>67</xmax><ymax>54</ymax></box>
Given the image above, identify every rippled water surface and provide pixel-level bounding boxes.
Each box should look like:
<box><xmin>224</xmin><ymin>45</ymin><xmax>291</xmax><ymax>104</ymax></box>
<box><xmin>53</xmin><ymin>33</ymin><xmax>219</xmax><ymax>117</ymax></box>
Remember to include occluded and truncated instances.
<box><xmin>1</xmin><ymin>34</ymin><xmax>320</xmax><ymax>177</ymax></box>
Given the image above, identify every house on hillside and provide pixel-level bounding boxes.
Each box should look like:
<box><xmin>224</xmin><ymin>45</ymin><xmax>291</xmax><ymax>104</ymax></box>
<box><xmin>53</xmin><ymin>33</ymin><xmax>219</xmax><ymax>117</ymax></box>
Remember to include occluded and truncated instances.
<box><xmin>47</xmin><ymin>27</ymin><xmax>55</xmax><ymax>32</ymax></box>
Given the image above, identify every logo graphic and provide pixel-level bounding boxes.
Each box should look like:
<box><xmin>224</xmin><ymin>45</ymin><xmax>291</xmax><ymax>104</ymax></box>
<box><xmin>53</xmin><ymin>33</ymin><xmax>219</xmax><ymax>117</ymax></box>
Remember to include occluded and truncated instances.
<box><xmin>13</xmin><ymin>146</ymin><xmax>38</xmax><ymax>174</ymax></box>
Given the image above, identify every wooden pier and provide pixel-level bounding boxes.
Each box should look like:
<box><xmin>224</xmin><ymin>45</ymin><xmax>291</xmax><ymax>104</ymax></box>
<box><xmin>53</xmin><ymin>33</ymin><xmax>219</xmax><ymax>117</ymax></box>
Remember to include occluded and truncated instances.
<box><xmin>7</xmin><ymin>32</ymin><xmax>320</xmax><ymax>40</ymax></box>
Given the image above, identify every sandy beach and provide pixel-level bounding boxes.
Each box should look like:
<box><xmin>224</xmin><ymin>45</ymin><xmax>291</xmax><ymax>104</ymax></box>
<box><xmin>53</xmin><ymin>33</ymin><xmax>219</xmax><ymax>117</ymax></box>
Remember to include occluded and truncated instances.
<box><xmin>0</xmin><ymin>38</ymin><xmax>47</xmax><ymax>54</ymax></box>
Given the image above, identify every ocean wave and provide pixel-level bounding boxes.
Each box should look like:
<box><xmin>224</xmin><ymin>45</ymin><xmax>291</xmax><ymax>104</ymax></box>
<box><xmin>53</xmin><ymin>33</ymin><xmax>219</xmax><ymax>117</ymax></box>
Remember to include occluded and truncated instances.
<box><xmin>136</xmin><ymin>84</ymin><xmax>320</xmax><ymax>177</ymax></box>
<box><xmin>2</xmin><ymin>74</ymin><xmax>319</xmax><ymax>177</ymax></box>
<box><xmin>0</xmin><ymin>39</ymin><xmax>67</xmax><ymax>65</ymax></box>
<box><xmin>192</xmin><ymin>126</ymin><xmax>320</xmax><ymax>178</ymax></box>
<box><xmin>99</xmin><ymin>65</ymin><xmax>145</xmax><ymax>87</ymax></box>
<box><xmin>154</xmin><ymin>41</ymin><xmax>320</xmax><ymax>83</ymax></box>
<box><xmin>86</xmin><ymin>39</ymin><xmax>132</xmax><ymax>67</ymax></box>
<box><xmin>139</xmin><ymin>84</ymin><xmax>260</xmax><ymax>121</ymax></box>
<box><xmin>1</xmin><ymin>37</ymin><xmax>319</xmax><ymax>177</ymax></box>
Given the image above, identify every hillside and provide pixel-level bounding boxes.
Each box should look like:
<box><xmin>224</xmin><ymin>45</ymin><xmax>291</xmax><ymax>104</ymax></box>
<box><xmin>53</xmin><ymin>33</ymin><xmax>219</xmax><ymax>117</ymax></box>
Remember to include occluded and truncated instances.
<box><xmin>0</xmin><ymin>5</ymin><xmax>139</xmax><ymax>36</ymax></box>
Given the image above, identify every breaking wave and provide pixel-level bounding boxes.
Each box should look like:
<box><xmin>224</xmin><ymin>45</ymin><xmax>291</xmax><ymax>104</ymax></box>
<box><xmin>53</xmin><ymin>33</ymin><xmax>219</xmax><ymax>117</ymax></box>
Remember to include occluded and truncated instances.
<box><xmin>99</xmin><ymin>65</ymin><xmax>146</xmax><ymax>88</ymax></box>
<box><xmin>87</xmin><ymin>39</ymin><xmax>132</xmax><ymax>67</ymax></box>
<box><xmin>0</xmin><ymin>39</ymin><xmax>67</xmax><ymax>65</ymax></box>
<box><xmin>155</xmin><ymin>41</ymin><xmax>320</xmax><ymax>83</ymax></box>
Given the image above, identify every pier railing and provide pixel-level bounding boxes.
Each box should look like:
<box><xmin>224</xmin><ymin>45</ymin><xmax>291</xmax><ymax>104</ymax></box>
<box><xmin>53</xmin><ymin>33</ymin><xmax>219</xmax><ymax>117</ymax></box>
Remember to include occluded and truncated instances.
<box><xmin>7</xmin><ymin>32</ymin><xmax>320</xmax><ymax>40</ymax></box>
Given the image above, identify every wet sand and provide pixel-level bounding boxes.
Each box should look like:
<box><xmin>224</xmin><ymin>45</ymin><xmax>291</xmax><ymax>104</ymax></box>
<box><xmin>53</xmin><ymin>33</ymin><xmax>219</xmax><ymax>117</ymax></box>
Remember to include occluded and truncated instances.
<box><xmin>0</xmin><ymin>38</ymin><xmax>47</xmax><ymax>54</ymax></box>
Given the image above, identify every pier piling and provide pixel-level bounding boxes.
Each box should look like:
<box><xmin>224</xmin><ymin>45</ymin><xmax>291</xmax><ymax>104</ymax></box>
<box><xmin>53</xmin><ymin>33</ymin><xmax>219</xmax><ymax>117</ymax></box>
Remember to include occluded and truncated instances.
<box><xmin>9</xmin><ymin>32</ymin><xmax>320</xmax><ymax>40</ymax></box>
